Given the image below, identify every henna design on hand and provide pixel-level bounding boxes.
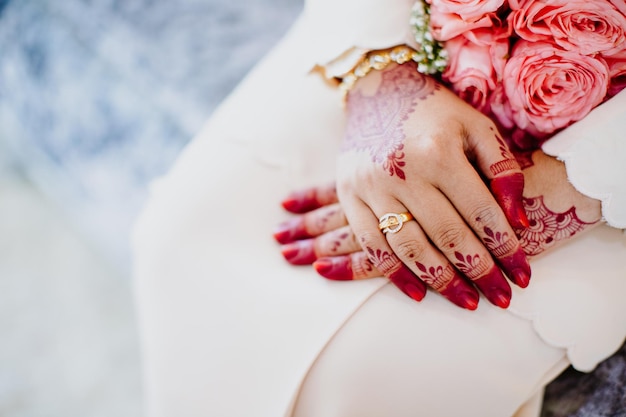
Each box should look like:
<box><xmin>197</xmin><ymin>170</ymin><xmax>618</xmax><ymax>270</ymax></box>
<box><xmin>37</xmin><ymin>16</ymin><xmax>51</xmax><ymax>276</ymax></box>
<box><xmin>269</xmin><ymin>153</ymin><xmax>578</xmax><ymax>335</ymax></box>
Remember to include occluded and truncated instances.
<box><xmin>362</xmin><ymin>246</ymin><xmax>427</xmax><ymax>301</ymax></box>
<box><xmin>453</xmin><ymin>251</ymin><xmax>490</xmax><ymax>281</ymax></box>
<box><xmin>352</xmin><ymin>254</ymin><xmax>375</xmax><ymax>278</ymax></box>
<box><xmin>366</xmin><ymin>246</ymin><xmax>402</xmax><ymax>275</ymax></box>
<box><xmin>482</xmin><ymin>226</ymin><xmax>517</xmax><ymax>257</ymax></box>
<box><xmin>516</xmin><ymin>196</ymin><xmax>597</xmax><ymax>256</ymax></box>
<box><xmin>329</xmin><ymin>231</ymin><xmax>350</xmax><ymax>253</ymax></box>
<box><xmin>489</xmin><ymin>130</ymin><xmax>518</xmax><ymax>177</ymax></box>
<box><xmin>315</xmin><ymin>207</ymin><xmax>338</xmax><ymax>231</ymax></box>
<box><xmin>482</xmin><ymin>226</ymin><xmax>531</xmax><ymax>287</ymax></box>
<box><xmin>343</xmin><ymin>64</ymin><xmax>437</xmax><ymax>180</ymax></box>
<box><xmin>414</xmin><ymin>261</ymin><xmax>455</xmax><ymax>291</ymax></box>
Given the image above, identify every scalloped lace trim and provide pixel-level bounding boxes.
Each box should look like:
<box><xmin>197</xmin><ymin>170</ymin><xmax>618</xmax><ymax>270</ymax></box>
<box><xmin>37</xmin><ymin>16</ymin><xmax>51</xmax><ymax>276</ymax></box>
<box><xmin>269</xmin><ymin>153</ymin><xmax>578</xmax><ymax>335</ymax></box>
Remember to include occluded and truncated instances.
<box><xmin>542</xmin><ymin>90</ymin><xmax>626</xmax><ymax>229</ymax></box>
<box><xmin>507</xmin><ymin>225</ymin><xmax>626</xmax><ymax>372</ymax></box>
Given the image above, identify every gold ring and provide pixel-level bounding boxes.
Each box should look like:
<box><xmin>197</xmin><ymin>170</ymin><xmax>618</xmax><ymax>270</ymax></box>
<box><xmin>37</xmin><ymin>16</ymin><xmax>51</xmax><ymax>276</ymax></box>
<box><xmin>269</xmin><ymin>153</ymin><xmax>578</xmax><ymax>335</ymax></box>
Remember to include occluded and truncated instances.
<box><xmin>378</xmin><ymin>212</ymin><xmax>414</xmax><ymax>234</ymax></box>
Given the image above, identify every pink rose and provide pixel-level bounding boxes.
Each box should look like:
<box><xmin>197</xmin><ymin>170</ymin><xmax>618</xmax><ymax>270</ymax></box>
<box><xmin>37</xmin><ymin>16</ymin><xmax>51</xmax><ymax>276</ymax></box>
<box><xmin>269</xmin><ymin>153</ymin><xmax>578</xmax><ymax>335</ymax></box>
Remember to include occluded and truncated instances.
<box><xmin>511</xmin><ymin>0</ymin><xmax>626</xmax><ymax>56</ymax></box>
<box><xmin>428</xmin><ymin>0</ymin><xmax>505</xmax><ymax>21</ymax></box>
<box><xmin>443</xmin><ymin>37</ymin><xmax>495</xmax><ymax>112</ymax></box>
<box><xmin>500</xmin><ymin>40</ymin><xmax>609</xmax><ymax>136</ymax></box>
<box><xmin>605</xmin><ymin>49</ymin><xmax>626</xmax><ymax>97</ymax></box>
<box><xmin>429</xmin><ymin>8</ymin><xmax>493</xmax><ymax>41</ymax></box>
<box><xmin>609</xmin><ymin>0</ymin><xmax>626</xmax><ymax>16</ymax></box>
<box><xmin>443</xmin><ymin>25</ymin><xmax>510</xmax><ymax>112</ymax></box>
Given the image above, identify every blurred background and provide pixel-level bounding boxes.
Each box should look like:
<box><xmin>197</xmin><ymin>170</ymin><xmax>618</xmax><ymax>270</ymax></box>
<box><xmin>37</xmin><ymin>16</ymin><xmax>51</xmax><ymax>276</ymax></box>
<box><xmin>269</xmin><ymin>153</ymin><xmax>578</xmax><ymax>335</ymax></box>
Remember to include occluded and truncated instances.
<box><xmin>0</xmin><ymin>0</ymin><xmax>302</xmax><ymax>415</ymax></box>
<box><xmin>0</xmin><ymin>0</ymin><xmax>623</xmax><ymax>416</ymax></box>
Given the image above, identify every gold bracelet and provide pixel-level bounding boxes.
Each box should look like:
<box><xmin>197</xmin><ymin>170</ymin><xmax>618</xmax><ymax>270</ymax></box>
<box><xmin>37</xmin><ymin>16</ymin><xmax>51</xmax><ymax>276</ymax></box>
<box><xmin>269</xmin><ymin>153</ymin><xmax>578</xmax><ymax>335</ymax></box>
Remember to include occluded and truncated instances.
<box><xmin>338</xmin><ymin>46</ymin><xmax>421</xmax><ymax>97</ymax></box>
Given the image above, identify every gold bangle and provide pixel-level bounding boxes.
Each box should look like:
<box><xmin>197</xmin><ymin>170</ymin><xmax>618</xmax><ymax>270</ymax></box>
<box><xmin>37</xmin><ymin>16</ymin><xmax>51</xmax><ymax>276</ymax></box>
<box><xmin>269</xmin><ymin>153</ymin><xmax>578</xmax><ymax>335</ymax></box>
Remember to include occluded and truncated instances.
<box><xmin>338</xmin><ymin>46</ymin><xmax>421</xmax><ymax>97</ymax></box>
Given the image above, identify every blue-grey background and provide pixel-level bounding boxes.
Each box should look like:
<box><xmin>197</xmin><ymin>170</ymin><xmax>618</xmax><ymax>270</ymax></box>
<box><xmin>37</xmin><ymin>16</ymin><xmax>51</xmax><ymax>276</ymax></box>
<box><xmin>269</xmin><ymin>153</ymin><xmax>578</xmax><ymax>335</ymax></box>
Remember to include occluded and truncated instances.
<box><xmin>0</xmin><ymin>0</ymin><xmax>623</xmax><ymax>415</ymax></box>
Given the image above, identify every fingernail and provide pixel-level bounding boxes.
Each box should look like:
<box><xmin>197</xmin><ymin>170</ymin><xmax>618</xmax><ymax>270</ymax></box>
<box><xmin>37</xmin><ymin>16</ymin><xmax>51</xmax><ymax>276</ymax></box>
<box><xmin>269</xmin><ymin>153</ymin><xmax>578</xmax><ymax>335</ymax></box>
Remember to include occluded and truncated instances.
<box><xmin>313</xmin><ymin>257</ymin><xmax>352</xmax><ymax>280</ymax></box>
<box><xmin>486</xmin><ymin>288</ymin><xmax>511</xmax><ymax>308</ymax></box>
<box><xmin>512</xmin><ymin>268</ymin><xmax>530</xmax><ymax>288</ymax></box>
<box><xmin>389</xmin><ymin>266</ymin><xmax>427</xmax><ymax>302</ymax></box>
<box><xmin>441</xmin><ymin>285</ymin><xmax>479</xmax><ymax>310</ymax></box>
<box><xmin>456</xmin><ymin>290</ymin><xmax>479</xmax><ymax>310</ymax></box>
<box><xmin>273</xmin><ymin>218</ymin><xmax>309</xmax><ymax>244</ymax></box>
<box><xmin>517</xmin><ymin>205</ymin><xmax>530</xmax><ymax>228</ymax></box>
<box><xmin>472</xmin><ymin>267</ymin><xmax>511</xmax><ymax>309</ymax></box>
<box><xmin>281</xmin><ymin>190</ymin><xmax>318</xmax><ymax>214</ymax></box>
<box><xmin>403</xmin><ymin>283</ymin><xmax>427</xmax><ymax>302</ymax></box>
<box><xmin>491</xmin><ymin>174</ymin><xmax>527</xmax><ymax>229</ymax></box>
<box><xmin>281</xmin><ymin>240</ymin><xmax>317</xmax><ymax>265</ymax></box>
<box><xmin>497</xmin><ymin>248</ymin><xmax>532</xmax><ymax>288</ymax></box>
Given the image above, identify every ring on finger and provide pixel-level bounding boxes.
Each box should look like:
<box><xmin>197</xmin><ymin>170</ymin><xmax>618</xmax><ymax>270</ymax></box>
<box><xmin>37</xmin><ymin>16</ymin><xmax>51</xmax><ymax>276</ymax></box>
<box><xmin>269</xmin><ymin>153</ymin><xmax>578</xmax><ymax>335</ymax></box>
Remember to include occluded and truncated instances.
<box><xmin>378</xmin><ymin>212</ymin><xmax>414</xmax><ymax>234</ymax></box>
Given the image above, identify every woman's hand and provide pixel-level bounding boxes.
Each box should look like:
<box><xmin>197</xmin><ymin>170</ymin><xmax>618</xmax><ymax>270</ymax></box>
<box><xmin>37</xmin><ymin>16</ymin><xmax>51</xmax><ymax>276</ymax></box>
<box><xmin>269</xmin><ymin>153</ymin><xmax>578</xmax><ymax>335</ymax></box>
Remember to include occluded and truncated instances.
<box><xmin>276</xmin><ymin>62</ymin><xmax>532</xmax><ymax>310</ymax></box>
<box><xmin>275</xmin><ymin>151</ymin><xmax>602</xmax><ymax>309</ymax></box>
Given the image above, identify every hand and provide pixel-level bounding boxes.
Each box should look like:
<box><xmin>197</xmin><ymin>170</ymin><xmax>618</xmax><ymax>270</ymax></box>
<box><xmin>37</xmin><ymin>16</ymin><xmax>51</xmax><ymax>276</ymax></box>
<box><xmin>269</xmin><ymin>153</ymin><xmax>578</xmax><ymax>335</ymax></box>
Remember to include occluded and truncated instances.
<box><xmin>275</xmin><ymin>151</ymin><xmax>602</xmax><ymax>308</ymax></box>
<box><xmin>277</xmin><ymin>62</ymin><xmax>534</xmax><ymax>309</ymax></box>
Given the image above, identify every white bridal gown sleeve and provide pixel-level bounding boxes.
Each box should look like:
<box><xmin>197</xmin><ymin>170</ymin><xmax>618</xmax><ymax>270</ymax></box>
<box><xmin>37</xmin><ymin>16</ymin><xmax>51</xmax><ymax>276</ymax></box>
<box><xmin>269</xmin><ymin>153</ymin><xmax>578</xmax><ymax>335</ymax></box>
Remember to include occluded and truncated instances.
<box><xmin>131</xmin><ymin>1</ymin><xmax>626</xmax><ymax>417</ymax></box>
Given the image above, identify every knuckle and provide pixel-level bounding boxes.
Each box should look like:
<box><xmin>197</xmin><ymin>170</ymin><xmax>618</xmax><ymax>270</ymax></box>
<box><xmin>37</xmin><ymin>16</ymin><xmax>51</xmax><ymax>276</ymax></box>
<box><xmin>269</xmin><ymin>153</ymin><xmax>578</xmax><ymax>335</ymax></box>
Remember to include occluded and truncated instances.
<box><xmin>431</xmin><ymin>223</ymin><xmax>466</xmax><ymax>249</ymax></box>
<box><xmin>470</xmin><ymin>205</ymin><xmax>501</xmax><ymax>227</ymax></box>
<box><xmin>394</xmin><ymin>239</ymin><xmax>427</xmax><ymax>262</ymax></box>
<box><xmin>356</xmin><ymin>230</ymin><xmax>382</xmax><ymax>252</ymax></box>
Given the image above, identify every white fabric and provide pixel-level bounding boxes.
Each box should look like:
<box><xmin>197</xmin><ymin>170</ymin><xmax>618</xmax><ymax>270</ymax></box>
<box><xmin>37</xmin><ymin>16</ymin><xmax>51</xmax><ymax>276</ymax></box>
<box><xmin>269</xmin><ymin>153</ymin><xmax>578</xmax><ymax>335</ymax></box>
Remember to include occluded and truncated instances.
<box><xmin>131</xmin><ymin>5</ymin><xmax>626</xmax><ymax>417</ymax></box>
<box><xmin>542</xmin><ymin>89</ymin><xmax>626</xmax><ymax>229</ymax></box>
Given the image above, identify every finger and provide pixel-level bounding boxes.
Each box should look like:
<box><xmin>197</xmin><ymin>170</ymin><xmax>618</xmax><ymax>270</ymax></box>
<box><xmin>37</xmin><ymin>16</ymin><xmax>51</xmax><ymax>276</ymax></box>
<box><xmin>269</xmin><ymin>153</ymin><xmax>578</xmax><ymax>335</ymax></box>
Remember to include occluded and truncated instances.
<box><xmin>470</xmin><ymin>125</ymin><xmax>529</xmax><ymax>229</ymax></box>
<box><xmin>313</xmin><ymin>252</ymin><xmax>383</xmax><ymax>280</ymax></box>
<box><xmin>398</xmin><ymin>186</ymin><xmax>513</xmax><ymax>307</ymax></box>
<box><xmin>340</xmin><ymin>198</ymin><xmax>428</xmax><ymax>303</ymax></box>
<box><xmin>435</xmin><ymin>156</ymin><xmax>531</xmax><ymax>288</ymax></box>
<box><xmin>280</xmin><ymin>183</ymin><xmax>338</xmax><ymax>214</ymax></box>
<box><xmin>273</xmin><ymin>203</ymin><xmax>348</xmax><ymax>244</ymax></box>
<box><xmin>313</xmin><ymin>253</ymin><xmax>428</xmax><ymax>302</ymax></box>
<box><xmin>280</xmin><ymin>225</ymin><xmax>357</xmax><ymax>265</ymax></box>
<box><xmin>377</xmin><ymin>209</ymin><xmax>480</xmax><ymax>310</ymax></box>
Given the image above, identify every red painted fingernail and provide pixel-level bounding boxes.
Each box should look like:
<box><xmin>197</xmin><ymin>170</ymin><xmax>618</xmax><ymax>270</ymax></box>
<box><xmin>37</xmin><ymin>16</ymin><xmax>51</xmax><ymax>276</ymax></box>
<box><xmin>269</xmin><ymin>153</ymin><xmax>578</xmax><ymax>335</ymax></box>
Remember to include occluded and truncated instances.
<box><xmin>457</xmin><ymin>290</ymin><xmax>479</xmax><ymax>310</ymax></box>
<box><xmin>403</xmin><ymin>283</ymin><xmax>427</xmax><ymax>302</ymax></box>
<box><xmin>281</xmin><ymin>190</ymin><xmax>319</xmax><ymax>214</ymax></box>
<box><xmin>472</xmin><ymin>267</ymin><xmax>512</xmax><ymax>309</ymax></box>
<box><xmin>512</xmin><ymin>268</ymin><xmax>530</xmax><ymax>288</ymax></box>
<box><xmin>389</xmin><ymin>266</ymin><xmax>427</xmax><ymax>302</ymax></box>
<box><xmin>497</xmin><ymin>248</ymin><xmax>532</xmax><ymax>288</ymax></box>
<box><xmin>273</xmin><ymin>218</ymin><xmax>310</xmax><ymax>244</ymax></box>
<box><xmin>441</xmin><ymin>284</ymin><xmax>479</xmax><ymax>310</ymax></box>
<box><xmin>313</xmin><ymin>257</ymin><xmax>352</xmax><ymax>280</ymax></box>
<box><xmin>491</xmin><ymin>174</ymin><xmax>527</xmax><ymax>229</ymax></box>
<box><xmin>517</xmin><ymin>205</ymin><xmax>530</xmax><ymax>228</ymax></box>
<box><xmin>281</xmin><ymin>240</ymin><xmax>317</xmax><ymax>265</ymax></box>
<box><xmin>487</xmin><ymin>288</ymin><xmax>511</xmax><ymax>308</ymax></box>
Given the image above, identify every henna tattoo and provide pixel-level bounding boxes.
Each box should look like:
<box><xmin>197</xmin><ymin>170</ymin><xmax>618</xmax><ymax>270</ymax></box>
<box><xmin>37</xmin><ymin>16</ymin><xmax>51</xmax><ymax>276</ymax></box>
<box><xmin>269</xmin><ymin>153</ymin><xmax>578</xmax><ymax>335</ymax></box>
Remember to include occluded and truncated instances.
<box><xmin>351</xmin><ymin>253</ymin><xmax>375</xmax><ymax>278</ymax></box>
<box><xmin>343</xmin><ymin>64</ymin><xmax>437</xmax><ymax>180</ymax></box>
<box><xmin>314</xmin><ymin>207</ymin><xmax>338</xmax><ymax>232</ymax></box>
<box><xmin>483</xmin><ymin>226</ymin><xmax>531</xmax><ymax>288</ymax></box>
<box><xmin>329</xmin><ymin>232</ymin><xmax>350</xmax><ymax>253</ymax></box>
<box><xmin>489</xmin><ymin>130</ymin><xmax>518</xmax><ymax>177</ymax></box>
<box><xmin>482</xmin><ymin>226</ymin><xmax>517</xmax><ymax>257</ymax></box>
<box><xmin>453</xmin><ymin>251</ymin><xmax>490</xmax><ymax>280</ymax></box>
<box><xmin>414</xmin><ymin>261</ymin><xmax>455</xmax><ymax>291</ymax></box>
<box><xmin>366</xmin><ymin>246</ymin><xmax>402</xmax><ymax>275</ymax></box>
<box><xmin>516</xmin><ymin>196</ymin><xmax>596</xmax><ymax>256</ymax></box>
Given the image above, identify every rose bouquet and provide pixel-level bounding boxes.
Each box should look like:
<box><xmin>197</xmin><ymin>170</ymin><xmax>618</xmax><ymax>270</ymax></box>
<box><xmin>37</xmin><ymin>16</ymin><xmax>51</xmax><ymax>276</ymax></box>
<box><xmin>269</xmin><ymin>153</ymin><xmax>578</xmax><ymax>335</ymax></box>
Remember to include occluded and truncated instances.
<box><xmin>411</xmin><ymin>0</ymin><xmax>626</xmax><ymax>149</ymax></box>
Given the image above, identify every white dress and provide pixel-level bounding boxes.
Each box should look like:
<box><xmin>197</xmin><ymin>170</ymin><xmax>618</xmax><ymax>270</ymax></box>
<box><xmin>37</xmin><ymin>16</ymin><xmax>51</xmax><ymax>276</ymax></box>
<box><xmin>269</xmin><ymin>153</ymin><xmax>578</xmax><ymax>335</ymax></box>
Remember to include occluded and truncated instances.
<box><xmin>131</xmin><ymin>1</ymin><xmax>626</xmax><ymax>416</ymax></box>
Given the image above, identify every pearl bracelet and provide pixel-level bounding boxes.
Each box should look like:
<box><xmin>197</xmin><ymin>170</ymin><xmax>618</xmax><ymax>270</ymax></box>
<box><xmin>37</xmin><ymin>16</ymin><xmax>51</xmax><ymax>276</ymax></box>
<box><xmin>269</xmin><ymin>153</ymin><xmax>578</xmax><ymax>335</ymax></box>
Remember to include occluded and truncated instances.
<box><xmin>338</xmin><ymin>46</ymin><xmax>421</xmax><ymax>97</ymax></box>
